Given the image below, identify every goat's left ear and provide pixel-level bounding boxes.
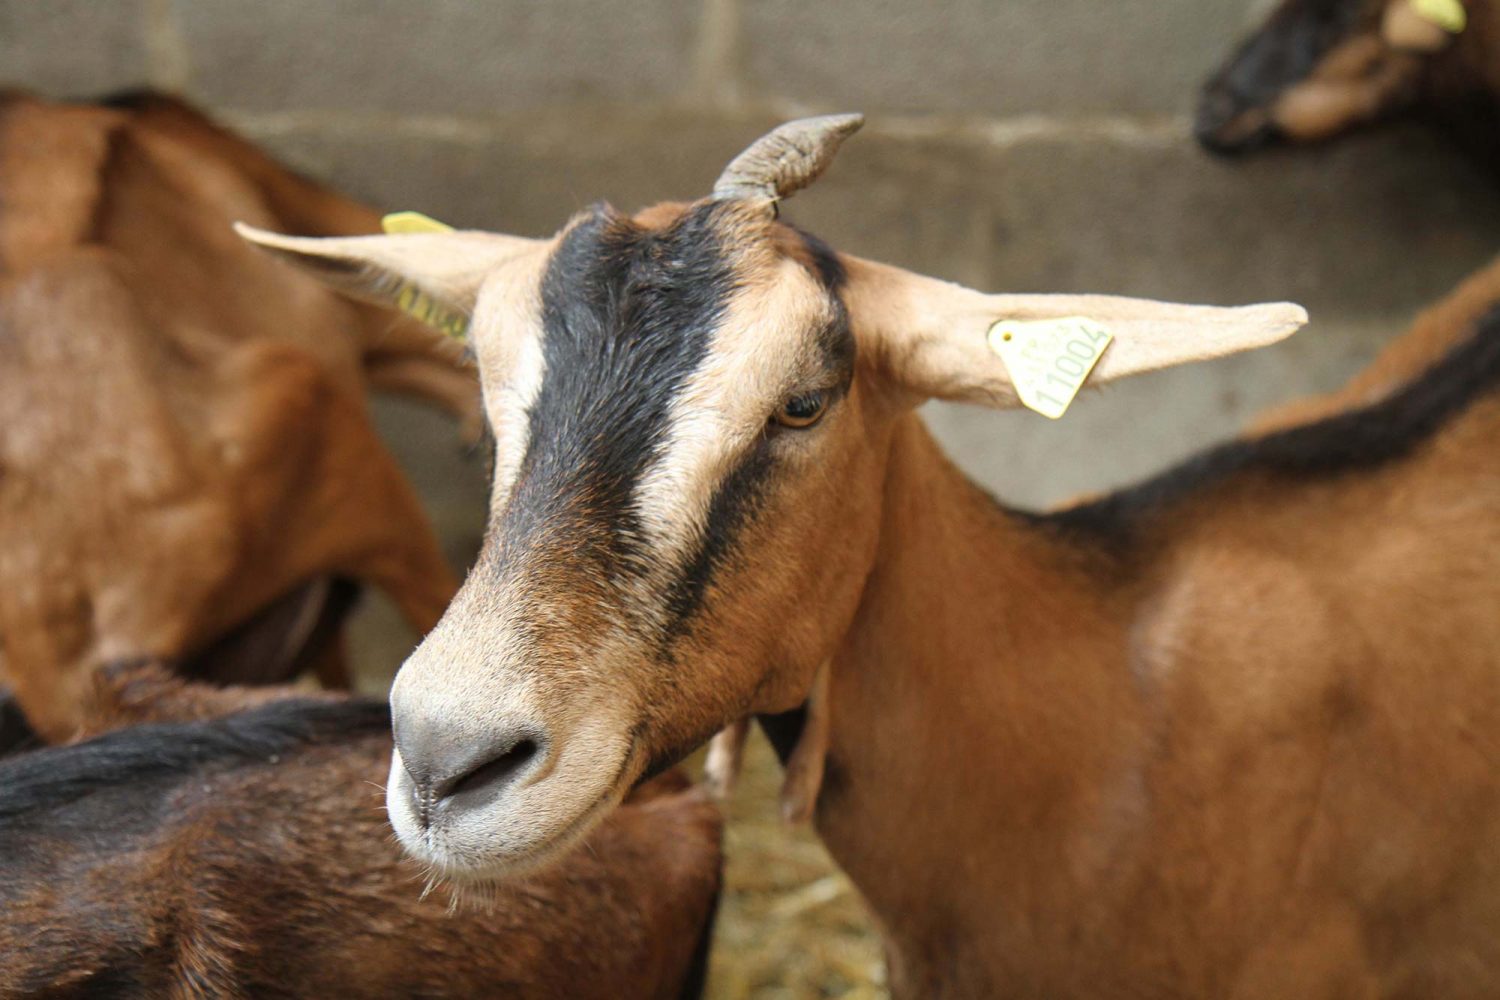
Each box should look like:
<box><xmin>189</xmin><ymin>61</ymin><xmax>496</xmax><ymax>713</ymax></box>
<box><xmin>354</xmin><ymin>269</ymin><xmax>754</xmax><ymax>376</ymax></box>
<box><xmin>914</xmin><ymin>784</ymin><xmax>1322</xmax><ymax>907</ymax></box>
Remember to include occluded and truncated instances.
<box><xmin>234</xmin><ymin>223</ymin><xmax>540</xmax><ymax>339</ymax></box>
<box><xmin>843</xmin><ymin>255</ymin><xmax>1308</xmax><ymax>409</ymax></box>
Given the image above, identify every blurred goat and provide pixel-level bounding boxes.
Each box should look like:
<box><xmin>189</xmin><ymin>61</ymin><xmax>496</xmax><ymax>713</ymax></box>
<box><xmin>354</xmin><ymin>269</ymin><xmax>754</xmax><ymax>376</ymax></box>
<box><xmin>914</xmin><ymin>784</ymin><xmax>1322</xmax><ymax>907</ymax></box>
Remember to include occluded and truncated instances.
<box><xmin>0</xmin><ymin>663</ymin><xmax>722</xmax><ymax>999</ymax></box>
<box><xmin>0</xmin><ymin>91</ymin><xmax>477</xmax><ymax>741</ymax></box>
<box><xmin>1198</xmin><ymin>0</ymin><xmax>1500</xmax><ymax>163</ymax></box>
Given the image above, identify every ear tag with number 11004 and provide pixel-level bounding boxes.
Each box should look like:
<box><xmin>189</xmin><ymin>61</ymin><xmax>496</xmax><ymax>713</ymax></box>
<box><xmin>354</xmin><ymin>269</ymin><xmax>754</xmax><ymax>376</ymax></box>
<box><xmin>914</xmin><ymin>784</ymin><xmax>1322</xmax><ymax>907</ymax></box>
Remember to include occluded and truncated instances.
<box><xmin>988</xmin><ymin>317</ymin><xmax>1114</xmax><ymax>420</ymax></box>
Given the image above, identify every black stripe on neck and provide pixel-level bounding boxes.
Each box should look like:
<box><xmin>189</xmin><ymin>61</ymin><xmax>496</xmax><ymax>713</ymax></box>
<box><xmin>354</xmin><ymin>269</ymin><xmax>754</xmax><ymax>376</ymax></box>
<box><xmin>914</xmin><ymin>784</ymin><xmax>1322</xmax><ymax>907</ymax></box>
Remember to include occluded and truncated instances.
<box><xmin>1036</xmin><ymin>304</ymin><xmax>1500</xmax><ymax>539</ymax></box>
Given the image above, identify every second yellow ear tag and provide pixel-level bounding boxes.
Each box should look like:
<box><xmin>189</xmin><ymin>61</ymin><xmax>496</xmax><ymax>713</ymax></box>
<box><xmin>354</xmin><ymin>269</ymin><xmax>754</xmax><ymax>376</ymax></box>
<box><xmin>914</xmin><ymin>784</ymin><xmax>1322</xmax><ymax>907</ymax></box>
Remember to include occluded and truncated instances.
<box><xmin>378</xmin><ymin>212</ymin><xmax>468</xmax><ymax>340</ymax></box>
<box><xmin>381</xmin><ymin>211</ymin><xmax>456</xmax><ymax>235</ymax></box>
<box><xmin>1411</xmin><ymin>0</ymin><xmax>1466</xmax><ymax>33</ymax></box>
<box><xmin>988</xmin><ymin>317</ymin><xmax>1113</xmax><ymax>420</ymax></box>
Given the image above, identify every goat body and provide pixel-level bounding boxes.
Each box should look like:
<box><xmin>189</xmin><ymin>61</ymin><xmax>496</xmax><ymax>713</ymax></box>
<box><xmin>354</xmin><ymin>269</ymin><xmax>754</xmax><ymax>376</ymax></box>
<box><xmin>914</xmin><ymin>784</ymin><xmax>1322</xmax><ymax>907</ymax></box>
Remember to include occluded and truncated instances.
<box><xmin>0</xmin><ymin>92</ymin><xmax>477</xmax><ymax>740</ymax></box>
<box><xmin>0</xmin><ymin>666</ymin><xmax>722</xmax><ymax>999</ymax></box>
<box><xmin>809</xmin><ymin>267</ymin><xmax>1500</xmax><ymax>996</ymax></box>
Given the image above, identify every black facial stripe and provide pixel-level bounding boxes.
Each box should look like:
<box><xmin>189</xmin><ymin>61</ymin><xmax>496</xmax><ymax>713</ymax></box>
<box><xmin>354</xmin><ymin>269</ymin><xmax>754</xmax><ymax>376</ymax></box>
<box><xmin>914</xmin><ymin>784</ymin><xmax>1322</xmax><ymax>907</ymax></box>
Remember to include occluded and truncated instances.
<box><xmin>794</xmin><ymin>228</ymin><xmax>856</xmax><ymax>382</ymax></box>
<box><xmin>488</xmin><ymin>202</ymin><xmax>738</xmax><ymax>585</ymax></box>
<box><xmin>662</xmin><ymin>229</ymin><xmax>853</xmax><ymax>635</ymax></box>
<box><xmin>664</xmin><ymin>434</ymin><xmax>777</xmax><ymax>634</ymax></box>
<box><xmin>792</xmin><ymin>226</ymin><xmax>848</xmax><ymax>292</ymax></box>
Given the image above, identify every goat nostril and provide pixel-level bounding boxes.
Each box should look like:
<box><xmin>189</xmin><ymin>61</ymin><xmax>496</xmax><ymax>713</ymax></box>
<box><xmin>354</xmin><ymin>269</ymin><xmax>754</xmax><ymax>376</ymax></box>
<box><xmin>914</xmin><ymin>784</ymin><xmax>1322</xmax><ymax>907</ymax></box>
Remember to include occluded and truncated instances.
<box><xmin>392</xmin><ymin>719</ymin><xmax>548</xmax><ymax>825</ymax></box>
<box><xmin>437</xmin><ymin>737</ymin><xmax>540</xmax><ymax>804</ymax></box>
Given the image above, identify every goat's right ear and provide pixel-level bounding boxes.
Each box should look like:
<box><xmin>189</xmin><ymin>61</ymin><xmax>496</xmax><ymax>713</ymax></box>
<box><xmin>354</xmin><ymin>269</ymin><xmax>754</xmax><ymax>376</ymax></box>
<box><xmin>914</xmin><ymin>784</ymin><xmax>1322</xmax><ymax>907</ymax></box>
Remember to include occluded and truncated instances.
<box><xmin>234</xmin><ymin>223</ymin><xmax>539</xmax><ymax>339</ymax></box>
<box><xmin>843</xmin><ymin>255</ymin><xmax>1307</xmax><ymax>410</ymax></box>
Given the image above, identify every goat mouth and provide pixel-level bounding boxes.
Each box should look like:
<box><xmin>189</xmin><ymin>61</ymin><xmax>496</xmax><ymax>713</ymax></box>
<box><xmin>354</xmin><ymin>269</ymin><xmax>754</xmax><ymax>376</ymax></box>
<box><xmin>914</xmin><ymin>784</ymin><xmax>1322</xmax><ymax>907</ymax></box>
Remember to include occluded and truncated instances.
<box><xmin>397</xmin><ymin>738</ymin><xmax>642</xmax><ymax>884</ymax></box>
<box><xmin>178</xmin><ymin>576</ymin><xmax>362</xmax><ymax>686</ymax></box>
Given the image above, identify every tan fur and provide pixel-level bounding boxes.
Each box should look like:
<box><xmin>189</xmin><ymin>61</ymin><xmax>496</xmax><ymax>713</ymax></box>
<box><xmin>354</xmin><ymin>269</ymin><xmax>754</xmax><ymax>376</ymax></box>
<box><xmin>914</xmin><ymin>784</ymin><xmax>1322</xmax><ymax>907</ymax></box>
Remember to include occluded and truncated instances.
<box><xmin>0</xmin><ymin>92</ymin><xmax>476</xmax><ymax>740</ymax></box>
<box><xmin>0</xmin><ymin>664</ymin><xmax>722</xmax><ymax>999</ymax></box>
<box><xmin>1272</xmin><ymin>34</ymin><xmax>1425</xmax><ymax>141</ymax></box>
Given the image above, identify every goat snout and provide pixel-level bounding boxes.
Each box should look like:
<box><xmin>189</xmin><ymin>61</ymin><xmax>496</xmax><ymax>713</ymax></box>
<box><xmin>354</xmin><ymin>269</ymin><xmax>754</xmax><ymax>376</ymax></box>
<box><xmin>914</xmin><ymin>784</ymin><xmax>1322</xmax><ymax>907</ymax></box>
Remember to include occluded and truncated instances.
<box><xmin>394</xmin><ymin>717</ymin><xmax>548</xmax><ymax>829</ymax></box>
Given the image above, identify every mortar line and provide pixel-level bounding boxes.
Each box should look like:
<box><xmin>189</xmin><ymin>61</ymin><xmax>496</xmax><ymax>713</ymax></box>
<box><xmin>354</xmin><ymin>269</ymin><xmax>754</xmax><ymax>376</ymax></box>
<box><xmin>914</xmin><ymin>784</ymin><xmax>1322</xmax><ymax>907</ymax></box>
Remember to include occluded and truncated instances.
<box><xmin>224</xmin><ymin>107</ymin><xmax>1190</xmax><ymax>151</ymax></box>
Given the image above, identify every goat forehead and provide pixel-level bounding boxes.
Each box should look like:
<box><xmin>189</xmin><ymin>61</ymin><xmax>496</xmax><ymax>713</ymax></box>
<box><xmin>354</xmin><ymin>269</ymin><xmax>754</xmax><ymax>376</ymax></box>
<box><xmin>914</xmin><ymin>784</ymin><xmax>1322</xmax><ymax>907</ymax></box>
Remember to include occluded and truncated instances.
<box><xmin>478</xmin><ymin>203</ymin><xmax>844</xmax><ymax>629</ymax></box>
<box><xmin>491</xmin><ymin>202</ymin><xmax>741</xmax><ymax>571</ymax></box>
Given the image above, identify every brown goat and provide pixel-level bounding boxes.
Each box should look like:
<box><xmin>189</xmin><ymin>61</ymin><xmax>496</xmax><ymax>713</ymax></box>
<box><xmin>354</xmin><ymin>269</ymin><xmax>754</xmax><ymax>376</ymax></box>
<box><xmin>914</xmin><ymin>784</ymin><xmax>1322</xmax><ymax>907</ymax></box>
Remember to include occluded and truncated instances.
<box><xmin>0</xmin><ymin>91</ymin><xmax>478</xmax><ymax>742</ymax></box>
<box><xmin>0</xmin><ymin>663</ymin><xmax>722</xmax><ymax>999</ymax></box>
<box><xmin>1198</xmin><ymin>0</ymin><xmax>1500</xmax><ymax>163</ymax></box>
<box><xmin>248</xmin><ymin>116</ymin><xmax>1500</xmax><ymax>996</ymax></box>
<box><xmin>264</xmin><ymin>116</ymin><xmax>1500</xmax><ymax>999</ymax></box>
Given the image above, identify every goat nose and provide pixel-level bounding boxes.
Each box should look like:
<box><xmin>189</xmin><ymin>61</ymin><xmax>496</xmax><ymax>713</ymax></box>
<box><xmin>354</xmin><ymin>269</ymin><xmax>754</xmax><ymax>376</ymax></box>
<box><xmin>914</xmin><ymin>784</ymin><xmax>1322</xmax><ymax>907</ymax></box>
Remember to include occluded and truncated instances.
<box><xmin>394</xmin><ymin>719</ymin><xmax>547</xmax><ymax>827</ymax></box>
<box><xmin>1194</xmin><ymin>87</ymin><xmax>1276</xmax><ymax>156</ymax></box>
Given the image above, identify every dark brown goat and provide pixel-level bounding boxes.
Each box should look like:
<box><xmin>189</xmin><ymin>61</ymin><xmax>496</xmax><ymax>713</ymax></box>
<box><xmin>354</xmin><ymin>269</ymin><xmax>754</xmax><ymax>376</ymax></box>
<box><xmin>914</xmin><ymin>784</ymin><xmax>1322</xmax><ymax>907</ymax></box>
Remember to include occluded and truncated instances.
<box><xmin>0</xmin><ymin>664</ymin><xmax>722</xmax><ymax>999</ymax></box>
<box><xmin>0</xmin><ymin>91</ymin><xmax>478</xmax><ymax>742</ymax></box>
<box><xmin>1198</xmin><ymin>0</ymin><xmax>1500</xmax><ymax>163</ymax></box>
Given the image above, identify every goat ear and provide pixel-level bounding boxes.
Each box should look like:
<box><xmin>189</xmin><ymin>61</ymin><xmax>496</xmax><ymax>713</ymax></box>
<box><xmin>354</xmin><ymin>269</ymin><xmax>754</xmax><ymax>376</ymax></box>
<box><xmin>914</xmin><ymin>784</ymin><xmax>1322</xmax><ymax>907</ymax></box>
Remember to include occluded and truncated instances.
<box><xmin>234</xmin><ymin>223</ymin><xmax>539</xmax><ymax>340</ymax></box>
<box><xmin>844</xmin><ymin>256</ymin><xmax>1307</xmax><ymax>409</ymax></box>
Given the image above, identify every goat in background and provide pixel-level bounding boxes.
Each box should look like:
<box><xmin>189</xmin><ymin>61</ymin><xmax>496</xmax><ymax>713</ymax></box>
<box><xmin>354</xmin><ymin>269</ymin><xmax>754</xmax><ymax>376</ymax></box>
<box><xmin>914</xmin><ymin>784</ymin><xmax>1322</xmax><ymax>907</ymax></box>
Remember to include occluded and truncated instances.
<box><xmin>1198</xmin><ymin>0</ymin><xmax>1500</xmax><ymax>164</ymax></box>
<box><xmin>0</xmin><ymin>91</ymin><xmax>477</xmax><ymax>742</ymax></box>
<box><xmin>0</xmin><ymin>662</ymin><xmax>723</xmax><ymax>1000</ymax></box>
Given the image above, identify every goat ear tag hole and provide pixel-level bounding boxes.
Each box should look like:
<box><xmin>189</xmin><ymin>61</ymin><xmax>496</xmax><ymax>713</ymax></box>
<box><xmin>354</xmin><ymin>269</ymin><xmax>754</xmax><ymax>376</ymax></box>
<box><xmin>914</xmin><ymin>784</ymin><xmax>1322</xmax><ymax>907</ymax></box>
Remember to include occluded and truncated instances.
<box><xmin>1411</xmin><ymin>0</ymin><xmax>1467</xmax><ymax>33</ymax></box>
<box><xmin>989</xmin><ymin>318</ymin><xmax>1114</xmax><ymax>420</ymax></box>
<box><xmin>380</xmin><ymin>211</ymin><xmax>456</xmax><ymax>235</ymax></box>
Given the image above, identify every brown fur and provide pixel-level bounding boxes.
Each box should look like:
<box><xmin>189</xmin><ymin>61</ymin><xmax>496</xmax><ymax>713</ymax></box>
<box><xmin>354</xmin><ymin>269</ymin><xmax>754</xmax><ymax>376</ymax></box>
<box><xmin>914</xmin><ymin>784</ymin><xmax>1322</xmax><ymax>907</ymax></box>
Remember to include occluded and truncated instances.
<box><xmin>0</xmin><ymin>92</ymin><xmax>478</xmax><ymax>741</ymax></box>
<box><xmin>0</xmin><ymin>664</ymin><xmax>721</xmax><ymax>999</ymax></box>
<box><xmin>1256</xmin><ymin>251</ymin><xmax>1500</xmax><ymax>428</ymax></box>
<box><xmin>243</xmin><ymin>121</ymin><xmax>1500</xmax><ymax>997</ymax></box>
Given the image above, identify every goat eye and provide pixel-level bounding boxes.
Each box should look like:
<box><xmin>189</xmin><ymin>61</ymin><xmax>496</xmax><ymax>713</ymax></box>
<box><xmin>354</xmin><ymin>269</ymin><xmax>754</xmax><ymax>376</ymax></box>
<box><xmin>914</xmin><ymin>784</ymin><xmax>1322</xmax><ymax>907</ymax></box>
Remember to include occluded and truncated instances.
<box><xmin>773</xmin><ymin>390</ymin><xmax>828</xmax><ymax>430</ymax></box>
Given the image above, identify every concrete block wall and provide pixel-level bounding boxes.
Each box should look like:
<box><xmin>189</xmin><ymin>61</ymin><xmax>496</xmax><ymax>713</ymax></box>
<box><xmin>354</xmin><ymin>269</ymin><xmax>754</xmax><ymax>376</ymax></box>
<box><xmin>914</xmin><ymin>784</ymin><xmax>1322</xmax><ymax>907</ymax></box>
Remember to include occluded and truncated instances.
<box><xmin>7</xmin><ymin>0</ymin><xmax>1500</xmax><ymax>674</ymax></box>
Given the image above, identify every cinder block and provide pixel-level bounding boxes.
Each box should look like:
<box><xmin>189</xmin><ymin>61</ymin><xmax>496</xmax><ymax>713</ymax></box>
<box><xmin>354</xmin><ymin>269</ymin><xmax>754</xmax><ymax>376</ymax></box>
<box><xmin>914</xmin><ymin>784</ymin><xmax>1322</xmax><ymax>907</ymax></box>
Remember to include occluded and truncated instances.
<box><xmin>743</xmin><ymin>0</ymin><xmax>1262</xmax><ymax>117</ymax></box>
<box><xmin>251</xmin><ymin>112</ymin><xmax>1500</xmax><ymax>511</ymax></box>
<box><xmin>242</xmin><ymin>108</ymin><xmax>762</xmax><ymax>232</ymax></box>
<box><xmin>0</xmin><ymin>0</ymin><xmax>149</xmax><ymax>96</ymax></box>
<box><xmin>778</xmin><ymin>124</ymin><xmax>1500</xmax><ymax>505</ymax></box>
<box><xmin>784</xmin><ymin>123</ymin><xmax>1500</xmax><ymax>318</ymax></box>
<box><xmin>176</xmin><ymin>0</ymin><xmax>701</xmax><ymax>115</ymax></box>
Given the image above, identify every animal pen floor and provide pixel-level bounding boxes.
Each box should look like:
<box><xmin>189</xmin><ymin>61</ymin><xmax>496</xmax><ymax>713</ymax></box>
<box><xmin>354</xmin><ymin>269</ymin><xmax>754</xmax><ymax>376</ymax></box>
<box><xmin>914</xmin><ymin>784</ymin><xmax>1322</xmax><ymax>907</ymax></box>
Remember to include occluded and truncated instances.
<box><xmin>695</xmin><ymin>729</ymin><xmax>886</xmax><ymax>998</ymax></box>
<box><xmin>350</xmin><ymin>602</ymin><xmax>885</xmax><ymax>998</ymax></box>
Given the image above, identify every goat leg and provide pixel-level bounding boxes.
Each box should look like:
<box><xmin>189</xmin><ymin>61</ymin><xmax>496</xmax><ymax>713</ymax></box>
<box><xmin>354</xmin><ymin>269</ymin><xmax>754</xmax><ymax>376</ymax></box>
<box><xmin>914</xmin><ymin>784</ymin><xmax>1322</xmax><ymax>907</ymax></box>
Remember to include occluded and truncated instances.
<box><xmin>780</xmin><ymin>659</ymin><xmax>831</xmax><ymax>825</ymax></box>
<box><xmin>703</xmin><ymin>718</ymin><xmax>749</xmax><ymax>802</ymax></box>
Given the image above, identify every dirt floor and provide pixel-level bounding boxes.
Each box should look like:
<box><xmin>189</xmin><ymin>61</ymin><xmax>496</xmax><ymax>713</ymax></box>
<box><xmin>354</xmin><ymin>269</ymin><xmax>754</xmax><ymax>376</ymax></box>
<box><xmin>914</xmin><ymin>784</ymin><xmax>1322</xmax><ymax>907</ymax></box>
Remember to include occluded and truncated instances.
<box><xmin>698</xmin><ymin>728</ymin><xmax>885</xmax><ymax>998</ymax></box>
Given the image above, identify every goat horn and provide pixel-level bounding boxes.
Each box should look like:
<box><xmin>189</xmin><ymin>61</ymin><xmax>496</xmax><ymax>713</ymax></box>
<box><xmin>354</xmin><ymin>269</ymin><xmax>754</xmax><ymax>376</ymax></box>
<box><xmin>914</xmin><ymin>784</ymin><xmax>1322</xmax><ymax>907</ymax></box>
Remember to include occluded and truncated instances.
<box><xmin>712</xmin><ymin>114</ymin><xmax>865</xmax><ymax>206</ymax></box>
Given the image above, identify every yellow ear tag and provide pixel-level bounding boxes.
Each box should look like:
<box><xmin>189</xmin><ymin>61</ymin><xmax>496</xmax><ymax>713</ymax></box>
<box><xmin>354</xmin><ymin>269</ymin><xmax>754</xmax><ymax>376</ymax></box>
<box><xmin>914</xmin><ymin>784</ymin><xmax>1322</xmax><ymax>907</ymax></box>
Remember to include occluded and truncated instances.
<box><xmin>393</xmin><ymin>284</ymin><xmax>469</xmax><ymax>341</ymax></box>
<box><xmin>1411</xmin><ymin>0</ymin><xmax>1466</xmax><ymax>33</ymax></box>
<box><xmin>988</xmin><ymin>317</ymin><xmax>1114</xmax><ymax>420</ymax></box>
<box><xmin>380</xmin><ymin>210</ymin><xmax>456</xmax><ymax>235</ymax></box>
<box><xmin>378</xmin><ymin>212</ymin><xmax>467</xmax><ymax>340</ymax></box>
